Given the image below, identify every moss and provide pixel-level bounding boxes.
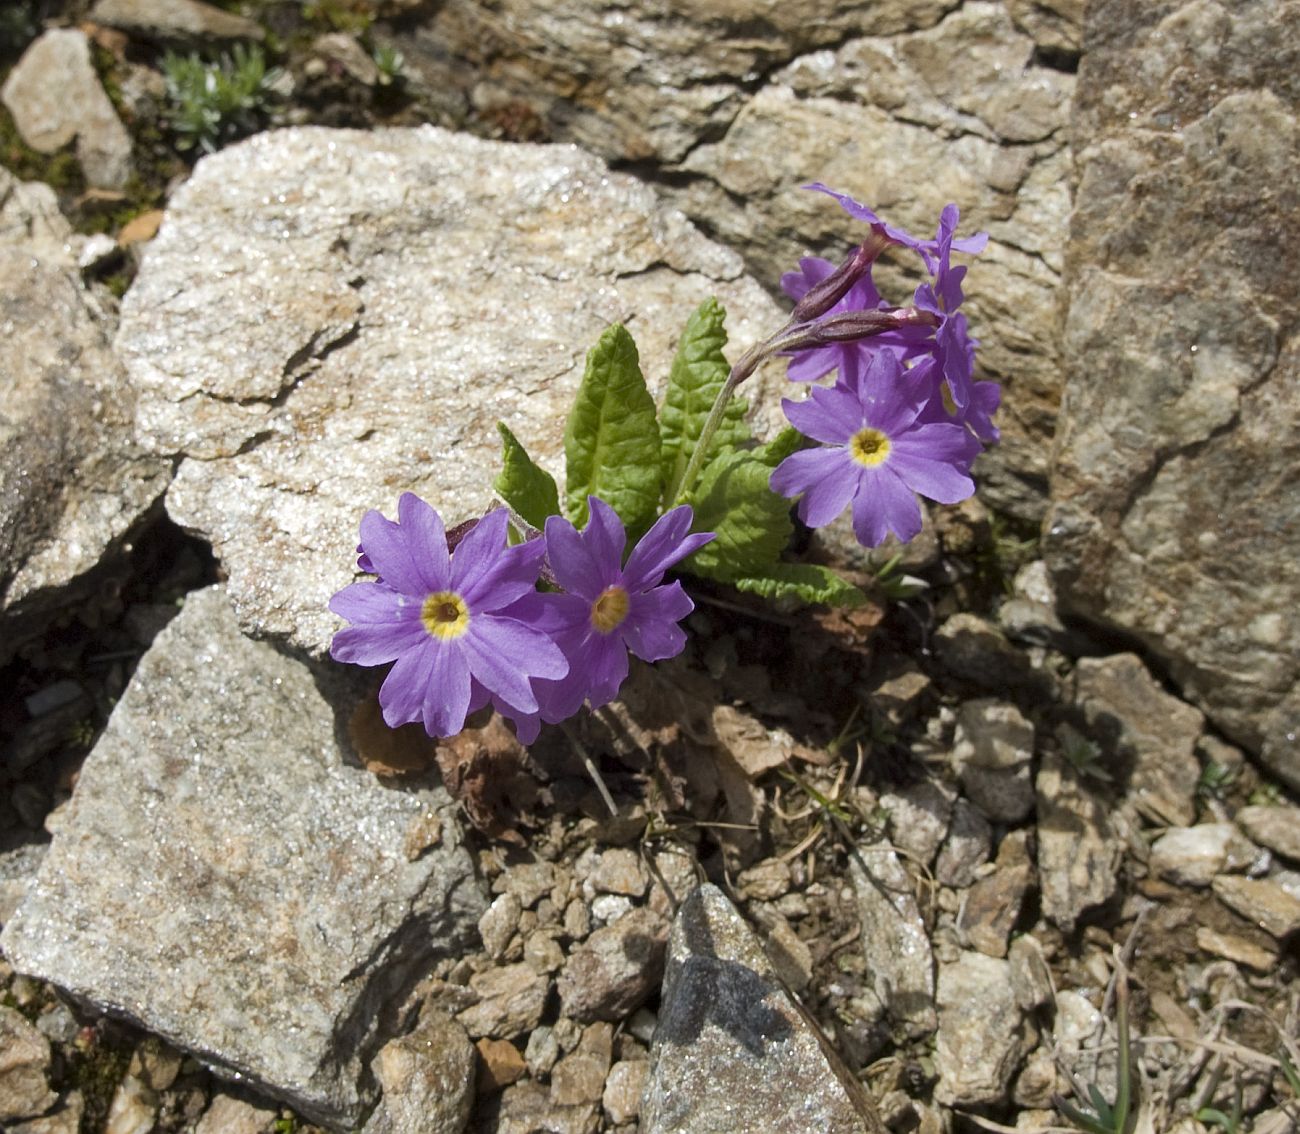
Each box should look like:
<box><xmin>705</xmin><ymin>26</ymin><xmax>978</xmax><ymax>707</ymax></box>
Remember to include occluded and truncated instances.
<box><xmin>0</xmin><ymin>101</ymin><xmax>87</xmax><ymax>193</ymax></box>
<box><xmin>63</xmin><ymin>1026</ymin><xmax>134</xmax><ymax>1131</ymax></box>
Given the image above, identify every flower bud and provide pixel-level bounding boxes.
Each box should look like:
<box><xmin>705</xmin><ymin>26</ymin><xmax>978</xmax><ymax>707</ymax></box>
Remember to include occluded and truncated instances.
<box><xmin>789</xmin><ymin>229</ymin><xmax>893</xmax><ymax>323</ymax></box>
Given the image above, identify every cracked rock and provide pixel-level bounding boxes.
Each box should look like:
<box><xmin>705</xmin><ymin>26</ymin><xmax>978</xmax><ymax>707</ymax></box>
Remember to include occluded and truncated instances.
<box><xmin>115</xmin><ymin>126</ymin><xmax>785</xmax><ymax>658</ymax></box>
<box><xmin>0</xmin><ymin>587</ymin><xmax>485</xmax><ymax>1128</ymax></box>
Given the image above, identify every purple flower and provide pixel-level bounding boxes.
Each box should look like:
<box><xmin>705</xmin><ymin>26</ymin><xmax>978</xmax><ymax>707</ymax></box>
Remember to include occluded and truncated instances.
<box><xmin>805</xmin><ymin>183</ymin><xmax>988</xmax><ymax>273</ymax></box>
<box><xmin>531</xmin><ymin>498</ymin><xmax>714</xmax><ymax>721</ymax></box>
<box><xmin>330</xmin><ymin>494</ymin><xmax>567</xmax><ymax>738</ymax></box>
<box><xmin>770</xmin><ymin>352</ymin><xmax>978</xmax><ymax>547</ymax></box>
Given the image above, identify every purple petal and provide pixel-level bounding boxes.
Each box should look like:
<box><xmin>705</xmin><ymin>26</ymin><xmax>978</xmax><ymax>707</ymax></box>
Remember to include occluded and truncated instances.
<box><xmin>377</xmin><ymin>641</ymin><xmax>437</xmax><ymax>728</ymax></box>
<box><xmin>622</xmin><ymin>505</ymin><xmax>713</xmax><ymax>593</ymax></box>
<box><xmin>397</xmin><ymin>492</ymin><xmax>454</xmax><ymax>593</ymax></box>
<box><xmin>358</xmin><ymin>505</ymin><xmax>428</xmax><ymax>596</ymax></box>
<box><xmin>584</xmin><ymin>497</ymin><xmax>628</xmax><ymax>575</ymax></box>
<box><xmin>851</xmin><ymin>467</ymin><xmax>922</xmax><ymax>546</ymax></box>
<box><xmin>329</xmin><ymin>580</ymin><xmax>415</xmax><ymax>625</ymax></box>
<box><xmin>544</xmin><ymin>514</ymin><xmax>608</xmax><ymax>600</ymax></box>
<box><xmin>782</xmin><ymin>387</ymin><xmax>860</xmax><ymax>444</ymax></box>
<box><xmin>770</xmin><ymin>448</ymin><xmax>859</xmax><ymax>530</ymax></box>
<box><xmin>421</xmin><ymin>643</ymin><xmax>472</xmax><ymax>736</ymax></box>
<box><xmin>785</xmin><ymin>345</ymin><xmax>839</xmax><ymax>383</ymax></box>
<box><xmin>889</xmin><ymin>452</ymin><xmax>976</xmax><ymax>504</ymax></box>
<box><xmin>892</xmin><ymin>421</ymin><xmax>981</xmax><ymax>466</ymax></box>
<box><xmin>583</xmin><ymin>633</ymin><xmax>630</xmax><ymax>711</ymax></box>
<box><xmin>780</xmin><ymin>256</ymin><xmax>835</xmax><ymax>302</ymax></box>
<box><xmin>449</xmin><ymin>509</ymin><xmax>506</xmax><ymax>593</ymax></box>
<box><xmin>455</xmin><ymin>517</ymin><xmax>547</xmax><ymax>612</ymax></box>
<box><xmin>330</xmin><ymin>619</ymin><xmax>427</xmax><ymax>666</ymax></box>
<box><xmin>622</xmin><ymin>582</ymin><xmax>692</xmax><ymax>662</ymax></box>
<box><xmin>461</xmin><ymin>614</ymin><xmax>568</xmax><ymax>712</ymax></box>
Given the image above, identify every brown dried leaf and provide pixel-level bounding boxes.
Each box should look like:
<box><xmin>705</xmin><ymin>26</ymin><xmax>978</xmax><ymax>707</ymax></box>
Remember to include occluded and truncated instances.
<box><xmin>435</xmin><ymin>715</ymin><xmax>537</xmax><ymax>844</ymax></box>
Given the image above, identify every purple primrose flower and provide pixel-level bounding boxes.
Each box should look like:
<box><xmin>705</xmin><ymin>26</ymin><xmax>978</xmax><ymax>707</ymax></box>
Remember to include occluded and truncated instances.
<box><xmin>770</xmin><ymin>352</ymin><xmax>978</xmax><ymax>547</ymax></box>
<box><xmin>330</xmin><ymin>493</ymin><xmax>567</xmax><ymax>738</ymax></box>
<box><xmin>531</xmin><ymin>498</ymin><xmax>714</xmax><ymax>722</ymax></box>
<box><xmin>805</xmin><ymin>183</ymin><xmax>988</xmax><ymax>272</ymax></box>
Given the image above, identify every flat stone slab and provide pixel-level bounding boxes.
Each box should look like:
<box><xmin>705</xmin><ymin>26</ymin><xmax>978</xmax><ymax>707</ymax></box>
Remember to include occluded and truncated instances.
<box><xmin>0</xmin><ymin>586</ymin><xmax>486</xmax><ymax>1129</ymax></box>
<box><xmin>641</xmin><ymin>884</ymin><xmax>884</xmax><ymax>1134</ymax></box>
<box><xmin>114</xmin><ymin>125</ymin><xmax>785</xmax><ymax>659</ymax></box>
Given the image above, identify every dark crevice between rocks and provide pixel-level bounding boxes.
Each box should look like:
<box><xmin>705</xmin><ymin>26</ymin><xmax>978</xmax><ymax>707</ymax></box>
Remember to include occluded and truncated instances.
<box><xmin>1031</xmin><ymin>43</ymin><xmax>1081</xmax><ymax>74</ymax></box>
<box><xmin>0</xmin><ymin>508</ymin><xmax>219</xmax><ymax>847</ymax></box>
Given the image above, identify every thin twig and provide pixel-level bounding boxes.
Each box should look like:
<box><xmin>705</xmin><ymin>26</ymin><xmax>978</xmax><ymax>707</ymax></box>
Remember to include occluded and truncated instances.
<box><xmin>560</xmin><ymin>721</ymin><xmax>619</xmax><ymax>817</ymax></box>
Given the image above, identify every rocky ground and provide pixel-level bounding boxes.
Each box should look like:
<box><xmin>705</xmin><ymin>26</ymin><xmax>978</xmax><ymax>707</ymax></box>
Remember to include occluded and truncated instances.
<box><xmin>2</xmin><ymin>2</ymin><xmax>1298</xmax><ymax>1134</ymax></box>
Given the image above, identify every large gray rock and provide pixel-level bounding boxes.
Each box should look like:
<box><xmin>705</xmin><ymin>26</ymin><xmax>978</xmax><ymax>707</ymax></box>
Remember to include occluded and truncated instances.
<box><xmin>403</xmin><ymin>1</ymin><xmax>1079</xmax><ymax>520</ymax></box>
<box><xmin>114</xmin><ymin>125</ymin><xmax>786</xmax><ymax>659</ymax></box>
<box><xmin>0</xmin><ymin>586</ymin><xmax>486</xmax><ymax>1129</ymax></box>
<box><xmin>89</xmin><ymin>0</ymin><xmax>266</xmax><ymax>45</ymax></box>
<box><xmin>641</xmin><ymin>884</ymin><xmax>884</xmax><ymax>1134</ymax></box>
<box><xmin>0</xmin><ymin>169</ymin><xmax>171</xmax><ymax>664</ymax></box>
<box><xmin>0</xmin><ymin>29</ymin><xmax>132</xmax><ymax>189</ymax></box>
<box><xmin>1045</xmin><ymin>0</ymin><xmax>1300</xmax><ymax>787</ymax></box>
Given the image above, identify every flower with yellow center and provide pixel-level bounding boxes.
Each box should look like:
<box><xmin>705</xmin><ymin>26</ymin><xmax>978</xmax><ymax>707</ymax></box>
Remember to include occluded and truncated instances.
<box><xmin>849</xmin><ymin>427</ymin><xmax>891</xmax><ymax>468</ymax></box>
<box><xmin>590</xmin><ymin>585</ymin><xmax>630</xmax><ymax>633</ymax></box>
<box><xmin>421</xmin><ymin>591</ymin><xmax>470</xmax><ymax>640</ymax></box>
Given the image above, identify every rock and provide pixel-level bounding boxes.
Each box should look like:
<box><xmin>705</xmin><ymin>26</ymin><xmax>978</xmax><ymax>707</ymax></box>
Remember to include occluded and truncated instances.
<box><xmin>1212</xmin><ymin>875</ymin><xmax>1300</xmax><ymax>939</ymax></box>
<box><xmin>551</xmin><ymin>1022</ymin><xmax>613</xmax><ymax>1107</ymax></box>
<box><xmin>710</xmin><ymin>704</ymin><xmax>800</xmax><ymax>779</ymax></box>
<box><xmin>104</xmin><ymin>1070</ymin><xmax>156</xmax><ymax>1134</ymax></box>
<box><xmin>0</xmin><ymin>30</ymin><xmax>132</xmax><ymax>188</ymax></box>
<box><xmin>194</xmin><ymin>1094</ymin><xmax>278</xmax><ymax>1134</ymax></box>
<box><xmin>1236</xmin><ymin>805</ymin><xmax>1300</xmax><ymax>862</ymax></box>
<box><xmin>457</xmin><ymin>964</ymin><xmax>550</xmax><ymax>1041</ymax></box>
<box><xmin>1008</xmin><ymin>935</ymin><xmax>1053</xmax><ymax>1011</ymax></box>
<box><xmin>641</xmin><ymin>884</ymin><xmax>885</xmax><ymax>1134</ymax></box>
<box><xmin>934</xmin><ymin>952</ymin><xmax>1027</xmax><ymax>1106</ymax></box>
<box><xmin>1035</xmin><ymin>751</ymin><xmax>1124</xmax><ymax>931</ymax></box>
<box><xmin>0</xmin><ymin>842</ymin><xmax>47</xmax><ymax>928</ymax></box>
<box><xmin>557</xmin><ymin>907</ymin><xmax>667</xmax><ymax>1022</ymax></box>
<box><xmin>849</xmin><ymin>843</ymin><xmax>936</xmax><ymax>1037</ymax></box>
<box><xmin>753</xmin><ymin>907</ymin><xmax>814</xmax><ymax>993</ymax></box>
<box><xmin>881</xmin><ymin>778</ymin><xmax>953</xmax><ymax>866</ymax></box>
<box><xmin>478</xmin><ymin>894</ymin><xmax>523</xmax><ymax>961</ymax></box>
<box><xmin>1149</xmin><ymin>824</ymin><xmax>1262</xmax><ymax>888</ymax></box>
<box><xmin>0</xmin><ymin>171</ymin><xmax>171</xmax><ymax>664</ymax></box>
<box><xmin>602</xmin><ymin>1059</ymin><xmax>648</xmax><ymax>1126</ymax></box>
<box><xmin>935</xmin><ymin>800</ymin><xmax>993</xmax><ymax>889</ymax></box>
<box><xmin>0</xmin><ymin>587</ymin><xmax>485</xmax><ymax>1128</ymax></box>
<box><xmin>0</xmin><ymin>1005</ymin><xmax>57</xmax><ymax>1123</ymax></box>
<box><xmin>114</xmin><ymin>125</ymin><xmax>786</xmax><ymax>659</ymax></box>
<box><xmin>9</xmin><ymin>1092</ymin><xmax>86</xmax><ymax>1134</ymax></box>
<box><xmin>1045</xmin><ymin>0</ymin><xmax>1300</xmax><ymax>790</ymax></box>
<box><xmin>953</xmin><ymin>699</ymin><xmax>1036</xmax><ymax>823</ymax></box>
<box><xmin>1009</xmin><ymin>0</ymin><xmax>1084</xmax><ymax>53</ymax></box>
<box><xmin>1195</xmin><ymin>926</ymin><xmax>1277</xmax><ymax>973</ymax></box>
<box><xmin>959</xmin><ymin>830</ymin><xmax>1035</xmax><ymax>957</ymax></box>
<box><xmin>735</xmin><ymin>858</ymin><xmax>792</xmax><ymax>902</ymax></box>
<box><xmin>934</xmin><ymin>614</ymin><xmax>1040</xmax><ymax>692</ymax></box>
<box><xmin>579</xmin><ymin>847</ymin><xmax>648</xmax><ymax>899</ymax></box>
<box><xmin>474</xmin><ymin>1038</ymin><xmax>526</xmax><ymax>1096</ymax></box>
<box><xmin>89</xmin><ymin>0</ymin><xmax>265</xmax><ymax>44</ymax></box>
<box><xmin>490</xmin><ymin>1079</ymin><xmax>599</xmax><ymax>1134</ymax></box>
<box><xmin>311</xmin><ymin>33</ymin><xmax>380</xmax><ymax>87</ymax></box>
<box><xmin>1073</xmin><ymin>654</ymin><xmax>1204</xmax><ymax>826</ymax></box>
<box><xmin>364</xmin><ymin>1008</ymin><xmax>475</xmax><ymax>1134</ymax></box>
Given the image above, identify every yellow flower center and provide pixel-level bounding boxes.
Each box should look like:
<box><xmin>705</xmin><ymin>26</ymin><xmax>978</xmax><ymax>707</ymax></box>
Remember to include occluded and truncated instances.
<box><xmin>590</xmin><ymin>585</ymin><xmax>630</xmax><ymax>634</ymax></box>
<box><xmin>421</xmin><ymin>591</ymin><xmax>470</xmax><ymax>640</ymax></box>
<box><xmin>849</xmin><ymin>427</ymin><xmax>891</xmax><ymax>467</ymax></box>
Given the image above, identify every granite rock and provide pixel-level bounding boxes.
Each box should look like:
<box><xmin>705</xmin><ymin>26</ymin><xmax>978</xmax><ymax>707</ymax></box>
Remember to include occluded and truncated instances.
<box><xmin>557</xmin><ymin>907</ymin><xmax>668</xmax><ymax>1023</ymax></box>
<box><xmin>0</xmin><ymin>587</ymin><xmax>485</xmax><ymax>1128</ymax></box>
<box><xmin>114</xmin><ymin>126</ymin><xmax>786</xmax><ymax>658</ymax></box>
<box><xmin>1235</xmin><ymin>805</ymin><xmax>1300</xmax><ymax>863</ymax></box>
<box><xmin>362</xmin><ymin>1008</ymin><xmax>475</xmax><ymax>1134</ymax></box>
<box><xmin>1045</xmin><ymin>0</ymin><xmax>1300</xmax><ymax>788</ymax></box>
<box><xmin>1072</xmin><ymin>654</ymin><xmax>1204</xmax><ymax>827</ymax></box>
<box><xmin>849</xmin><ymin>843</ymin><xmax>936</xmax><ymax>1037</ymax></box>
<box><xmin>0</xmin><ymin>1005</ymin><xmax>57</xmax><ymax>1124</ymax></box>
<box><xmin>934</xmin><ymin>952</ymin><xmax>1027</xmax><ymax>1106</ymax></box>
<box><xmin>1149</xmin><ymin>824</ymin><xmax>1263</xmax><ymax>888</ymax></box>
<box><xmin>641</xmin><ymin>884</ymin><xmax>885</xmax><ymax>1134</ymax></box>
<box><xmin>89</xmin><ymin>0</ymin><xmax>266</xmax><ymax>45</ymax></box>
<box><xmin>1212</xmin><ymin>875</ymin><xmax>1300</xmax><ymax>940</ymax></box>
<box><xmin>0</xmin><ymin>29</ymin><xmax>132</xmax><ymax>188</ymax></box>
<box><xmin>952</xmin><ymin>699</ymin><xmax>1036</xmax><ymax>823</ymax></box>
<box><xmin>1035</xmin><ymin>751</ymin><xmax>1123</xmax><ymax>931</ymax></box>
<box><xmin>0</xmin><ymin>170</ymin><xmax>171</xmax><ymax>665</ymax></box>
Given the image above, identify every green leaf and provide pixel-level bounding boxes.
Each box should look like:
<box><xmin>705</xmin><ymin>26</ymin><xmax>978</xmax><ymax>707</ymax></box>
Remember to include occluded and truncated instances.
<box><xmin>684</xmin><ymin>449</ymin><xmax>792</xmax><ymax>580</ymax></box>
<box><xmin>494</xmin><ymin>422</ymin><xmax>560</xmax><ymax>530</ymax></box>
<box><xmin>564</xmin><ymin>324</ymin><xmax>662</xmax><ymax>533</ymax></box>
<box><xmin>755</xmin><ymin>425</ymin><xmax>810</xmax><ymax>468</ymax></box>
<box><xmin>733</xmin><ymin>563</ymin><xmax>866</xmax><ymax>607</ymax></box>
<box><xmin>659</xmin><ymin>298</ymin><xmax>749</xmax><ymax>503</ymax></box>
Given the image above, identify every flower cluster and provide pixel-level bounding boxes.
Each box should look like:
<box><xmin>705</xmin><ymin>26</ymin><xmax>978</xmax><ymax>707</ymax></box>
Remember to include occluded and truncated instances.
<box><xmin>330</xmin><ymin>492</ymin><xmax>712</xmax><ymax>740</ymax></box>
<box><xmin>770</xmin><ymin>185</ymin><xmax>999</xmax><ymax>546</ymax></box>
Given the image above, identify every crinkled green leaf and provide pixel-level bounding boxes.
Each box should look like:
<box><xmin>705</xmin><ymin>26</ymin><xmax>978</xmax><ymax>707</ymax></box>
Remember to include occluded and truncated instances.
<box><xmin>660</xmin><ymin>298</ymin><xmax>749</xmax><ymax>504</ymax></box>
<box><xmin>733</xmin><ymin>563</ymin><xmax>866</xmax><ymax>607</ymax></box>
<box><xmin>564</xmin><ymin>324</ymin><xmax>662</xmax><ymax>533</ymax></box>
<box><xmin>494</xmin><ymin>422</ymin><xmax>560</xmax><ymax>530</ymax></box>
<box><xmin>684</xmin><ymin>449</ymin><xmax>792</xmax><ymax>580</ymax></box>
<box><xmin>755</xmin><ymin>425</ymin><xmax>810</xmax><ymax>468</ymax></box>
